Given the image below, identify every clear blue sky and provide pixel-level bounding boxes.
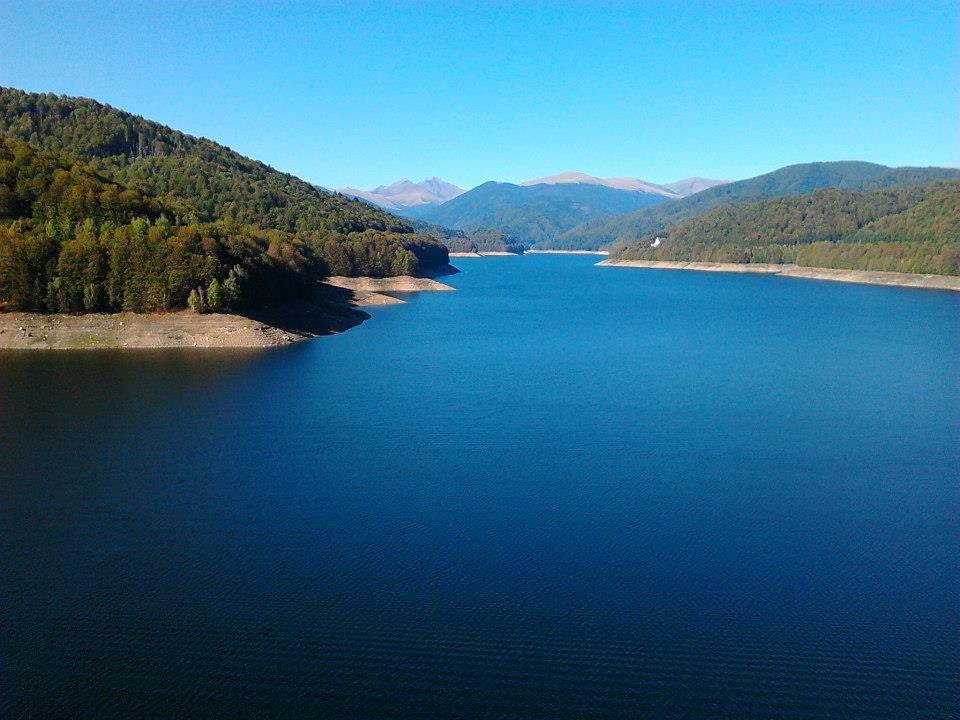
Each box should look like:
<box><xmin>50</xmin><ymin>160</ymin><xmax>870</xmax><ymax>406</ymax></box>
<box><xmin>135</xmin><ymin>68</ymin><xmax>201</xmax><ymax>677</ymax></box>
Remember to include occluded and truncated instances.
<box><xmin>2</xmin><ymin>1</ymin><xmax>957</xmax><ymax>190</ymax></box>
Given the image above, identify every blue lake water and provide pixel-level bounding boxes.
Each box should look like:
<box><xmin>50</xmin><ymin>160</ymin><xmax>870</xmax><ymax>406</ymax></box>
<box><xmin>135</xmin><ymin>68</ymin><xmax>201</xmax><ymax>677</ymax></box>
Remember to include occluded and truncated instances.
<box><xmin>1</xmin><ymin>254</ymin><xmax>958</xmax><ymax>718</ymax></box>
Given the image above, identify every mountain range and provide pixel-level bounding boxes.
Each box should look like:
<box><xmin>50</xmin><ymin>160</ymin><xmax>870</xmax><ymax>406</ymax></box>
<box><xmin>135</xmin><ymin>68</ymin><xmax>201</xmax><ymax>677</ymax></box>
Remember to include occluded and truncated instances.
<box><xmin>405</xmin><ymin>180</ymin><xmax>674</xmax><ymax>247</ymax></box>
<box><xmin>336</xmin><ymin>171</ymin><xmax>735</xmax><ymax>249</ymax></box>
<box><xmin>612</xmin><ymin>180</ymin><xmax>960</xmax><ymax>275</ymax></box>
<box><xmin>2</xmin><ymin>85</ymin><xmax>958</xmax><ymax>313</ymax></box>
<box><xmin>661</xmin><ymin>177</ymin><xmax>732</xmax><ymax>197</ymax></box>
<box><xmin>340</xmin><ymin>178</ymin><xmax>464</xmax><ymax>211</ymax></box>
<box><xmin>557</xmin><ymin>161</ymin><xmax>960</xmax><ymax>251</ymax></box>
<box><xmin>342</xmin><ymin>172</ymin><xmax>729</xmax><ymax>215</ymax></box>
<box><xmin>351</xmin><ymin>164</ymin><xmax>959</xmax><ymax>251</ymax></box>
<box><xmin>519</xmin><ymin>171</ymin><xmax>729</xmax><ymax>198</ymax></box>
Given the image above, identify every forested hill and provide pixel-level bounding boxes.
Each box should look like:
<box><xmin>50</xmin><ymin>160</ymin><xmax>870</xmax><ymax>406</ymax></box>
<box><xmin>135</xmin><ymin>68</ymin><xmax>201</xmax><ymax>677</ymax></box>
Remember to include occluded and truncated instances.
<box><xmin>612</xmin><ymin>182</ymin><xmax>960</xmax><ymax>275</ymax></box>
<box><xmin>407</xmin><ymin>180</ymin><xmax>670</xmax><ymax>247</ymax></box>
<box><xmin>0</xmin><ymin>87</ymin><xmax>448</xmax><ymax>275</ymax></box>
<box><xmin>409</xmin><ymin>219</ymin><xmax>525</xmax><ymax>255</ymax></box>
<box><xmin>559</xmin><ymin>161</ymin><xmax>960</xmax><ymax>251</ymax></box>
<box><xmin>1</xmin><ymin>138</ymin><xmax>401</xmax><ymax>313</ymax></box>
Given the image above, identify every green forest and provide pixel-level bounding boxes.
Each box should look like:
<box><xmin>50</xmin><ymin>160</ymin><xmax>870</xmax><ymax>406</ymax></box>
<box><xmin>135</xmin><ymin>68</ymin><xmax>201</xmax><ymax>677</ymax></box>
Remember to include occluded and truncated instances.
<box><xmin>558</xmin><ymin>161</ymin><xmax>960</xmax><ymax>251</ymax></box>
<box><xmin>0</xmin><ymin>87</ymin><xmax>449</xmax><ymax>313</ymax></box>
<box><xmin>407</xmin><ymin>218</ymin><xmax>524</xmax><ymax>254</ymax></box>
<box><xmin>613</xmin><ymin>182</ymin><xmax>960</xmax><ymax>275</ymax></box>
<box><xmin>409</xmin><ymin>180</ymin><xmax>667</xmax><ymax>248</ymax></box>
<box><xmin>0</xmin><ymin>139</ymin><xmax>445</xmax><ymax>312</ymax></box>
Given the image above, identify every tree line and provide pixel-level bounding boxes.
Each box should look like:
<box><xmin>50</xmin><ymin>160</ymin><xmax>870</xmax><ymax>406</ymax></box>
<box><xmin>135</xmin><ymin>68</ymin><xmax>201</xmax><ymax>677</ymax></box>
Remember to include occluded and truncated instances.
<box><xmin>557</xmin><ymin>162</ymin><xmax>960</xmax><ymax>251</ymax></box>
<box><xmin>613</xmin><ymin>183</ymin><xmax>960</xmax><ymax>275</ymax></box>
<box><xmin>0</xmin><ymin>139</ymin><xmax>445</xmax><ymax>312</ymax></box>
<box><xmin>0</xmin><ymin>86</ymin><xmax>450</xmax><ymax>303</ymax></box>
<box><xmin>409</xmin><ymin>220</ymin><xmax>525</xmax><ymax>254</ymax></box>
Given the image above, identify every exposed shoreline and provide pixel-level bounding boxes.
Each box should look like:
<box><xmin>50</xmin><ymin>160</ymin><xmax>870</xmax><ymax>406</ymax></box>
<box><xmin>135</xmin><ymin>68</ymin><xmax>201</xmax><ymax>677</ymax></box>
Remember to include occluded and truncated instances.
<box><xmin>597</xmin><ymin>259</ymin><xmax>960</xmax><ymax>292</ymax></box>
<box><xmin>449</xmin><ymin>249</ymin><xmax>610</xmax><ymax>257</ymax></box>
<box><xmin>0</xmin><ymin>306</ymin><xmax>356</xmax><ymax>350</ymax></box>
<box><xmin>448</xmin><ymin>251</ymin><xmax>518</xmax><ymax>257</ymax></box>
<box><xmin>324</xmin><ymin>274</ymin><xmax>455</xmax><ymax>302</ymax></box>
<box><xmin>525</xmin><ymin>249</ymin><xmax>610</xmax><ymax>255</ymax></box>
<box><xmin>0</xmin><ymin>277</ymin><xmax>456</xmax><ymax>350</ymax></box>
<box><xmin>8</xmin><ymin>257</ymin><xmax>955</xmax><ymax>350</ymax></box>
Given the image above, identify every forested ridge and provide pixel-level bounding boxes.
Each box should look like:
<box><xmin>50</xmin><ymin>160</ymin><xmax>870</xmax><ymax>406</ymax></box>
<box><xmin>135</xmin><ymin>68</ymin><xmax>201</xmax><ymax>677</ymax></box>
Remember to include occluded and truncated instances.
<box><xmin>559</xmin><ymin>162</ymin><xmax>960</xmax><ymax>251</ymax></box>
<box><xmin>463</xmin><ymin>228</ymin><xmax>525</xmax><ymax>254</ymax></box>
<box><xmin>0</xmin><ymin>139</ymin><xmax>308</xmax><ymax>312</ymax></box>
<box><xmin>0</xmin><ymin>139</ymin><xmax>445</xmax><ymax>313</ymax></box>
<box><xmin>408</xmin><ymin>180</ymin><xmax>669</xmax><ymax>247</ymax></box>
<box><xmin>0</xmin><ymin>87</ymin><xmax>449</xmax><ymax>309</ymax></box>
<box><xmin>613</xmin><ymin>182</ymin><xmax>960</xmax><ymax>275</ymax></box>
<box><xmin>410</xmin><ymin>219</ymin><xmax>525</xmax><ymax>254</ymax></box>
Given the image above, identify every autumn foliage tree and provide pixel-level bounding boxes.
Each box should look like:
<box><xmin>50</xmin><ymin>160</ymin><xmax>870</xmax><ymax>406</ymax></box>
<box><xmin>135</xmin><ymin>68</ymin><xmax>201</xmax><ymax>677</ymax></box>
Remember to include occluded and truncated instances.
<box><xmin>0</xmin><ymin>138</ymin><xmax>449</xmax><ymax>312</ymax></box>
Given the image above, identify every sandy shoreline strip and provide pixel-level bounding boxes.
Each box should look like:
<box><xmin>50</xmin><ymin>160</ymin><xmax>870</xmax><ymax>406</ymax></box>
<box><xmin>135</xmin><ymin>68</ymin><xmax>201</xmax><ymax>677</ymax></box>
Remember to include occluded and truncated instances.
<box><xmin>450</xmin><ymin>250</ymin><xmax>609</xmax><ymax>257</ymax></box>
<box><xmin>324</xmin><ymin>275</ymin><xmax>455</xmax><ymax>297</ymax></box>
<box><xmin>0</xmin><ymin>276</ymin><xmax>456</xmax><ymax>350</ymax></box>
<box><xmin>526</xmin><ymin>249</ymin><xmax>609</xmax><ymax>255</ymax></box>
<box><xmin>597</xmin><ymin>259</ymin><xmax>960</xmax><ymax>292</ymax></box>
<box><xmin>448</xmin><ymin>251</ymin><xmax>517</xmax><ymax>257</ymax></box>
<box><xmin>0</xmin><ymin>309</ymin><xmax>336</xmax><ymax>350</ymax></box>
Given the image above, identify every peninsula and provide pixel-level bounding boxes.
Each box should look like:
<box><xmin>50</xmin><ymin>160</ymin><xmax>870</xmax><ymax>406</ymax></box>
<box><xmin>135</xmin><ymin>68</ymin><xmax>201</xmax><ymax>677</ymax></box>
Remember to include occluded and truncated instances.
<box><xmin>0</xmin><ymin>276</ymin><xmax>455</xmax><ymax>350</ymax></box>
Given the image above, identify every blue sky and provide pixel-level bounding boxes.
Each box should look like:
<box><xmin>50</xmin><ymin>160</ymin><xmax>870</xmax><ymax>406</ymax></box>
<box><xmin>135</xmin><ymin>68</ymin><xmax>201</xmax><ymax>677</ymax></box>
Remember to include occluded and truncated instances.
<box><xmin>2</xmin><ymin>1</ymin><xmax>957</xmax><ymax>190</ymax></box>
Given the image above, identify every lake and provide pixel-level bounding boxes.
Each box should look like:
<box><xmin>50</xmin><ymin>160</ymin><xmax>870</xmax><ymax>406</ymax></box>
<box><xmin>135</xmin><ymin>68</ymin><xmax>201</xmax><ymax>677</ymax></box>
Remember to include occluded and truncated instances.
<box><xmin>2</xmin><ymin>254</ymin><xmax>958</xmax><ymax>719</ymax></box>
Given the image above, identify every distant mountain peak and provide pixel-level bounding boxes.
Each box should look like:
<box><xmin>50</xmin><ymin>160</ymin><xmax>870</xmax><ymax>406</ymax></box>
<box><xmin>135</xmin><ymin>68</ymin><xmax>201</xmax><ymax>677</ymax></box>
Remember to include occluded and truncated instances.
<box><xmin>662</xmin><ymin>177</ymin><xmax>731</xmax><ymax>196</ymax></box>
<box><xmin>341</xmin><ymin>177</ymin><xmax>465</xmax><ymax>211</ymax></box>
<box><xmin>520</xmin><ymin>171</ymin><xmax>681</xmax><ymax>198</ymax></box>
<box><xmin>521</xmin><ymin>171</ymin><xmax>597</xmax><ymax>185</ymax></box>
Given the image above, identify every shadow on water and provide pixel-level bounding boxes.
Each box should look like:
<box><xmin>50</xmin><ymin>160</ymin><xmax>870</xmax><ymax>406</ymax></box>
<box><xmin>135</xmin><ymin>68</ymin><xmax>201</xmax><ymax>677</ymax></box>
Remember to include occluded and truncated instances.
<box><xmin>422</xmin><ymin>262</ymin><xmax>462</xmax><ymax>278</ymax></box>
<box><xmin>241</xmin><ymin>284</ymin><xmax>371</xmax><ymax>338</ymax></box>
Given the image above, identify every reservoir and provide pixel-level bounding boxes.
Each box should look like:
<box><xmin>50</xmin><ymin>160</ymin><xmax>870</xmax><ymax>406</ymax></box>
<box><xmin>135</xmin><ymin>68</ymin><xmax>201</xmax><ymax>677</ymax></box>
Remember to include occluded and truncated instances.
<box><xmin>2</xmin><ymin>254</ymin><xmax>957</xmax><ymax>718</ymax></box>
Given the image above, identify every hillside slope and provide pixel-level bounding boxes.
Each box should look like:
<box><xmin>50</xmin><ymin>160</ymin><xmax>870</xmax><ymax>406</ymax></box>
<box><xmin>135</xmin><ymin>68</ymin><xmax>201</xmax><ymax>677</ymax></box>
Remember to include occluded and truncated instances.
<box><xmin>663</xmin><ymin>177</ymin><xmax>730</xmax><ymax>196</ymax></box>
<box><xmin>0</xmin><ymin>87</ymin><xmax>448</xmax><ymax>275</ymax></box>
<box><xmin>0</xmin><ymin>139</ymin><xmax>332</xmax><ymax>312</ymax></box>
<box><xmin>519</xmin><ymin>171</ymin><xmax>680</xmax><ymax>197</ymax></box>
<box><xmin>409</xmin><ymin>180</ymin><xmax>670</xmax><ymax>247</ymax></box>
<box><xmin>612</xmin><ymin>181</ymin><xmax>960</xmax><ymax>275</ymax></box>
<box><xmin>341</xmin><ymin>177</ymin><xmax>464</xmax><ymax>211</ymax></box>
<box><xmin>407</xmin><ymin>220</ymin><xmax>524</xmax><ymax>254</ymax></box>
<box><xmin>559</xmin><ymin>162</ymin><xmax>960</xmax><ymax>250</ymax></box>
